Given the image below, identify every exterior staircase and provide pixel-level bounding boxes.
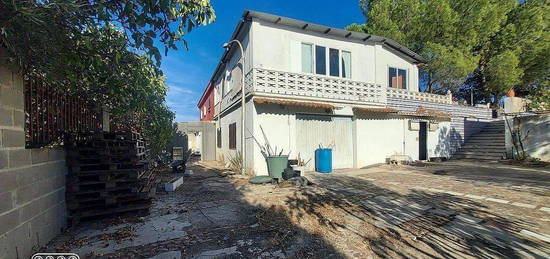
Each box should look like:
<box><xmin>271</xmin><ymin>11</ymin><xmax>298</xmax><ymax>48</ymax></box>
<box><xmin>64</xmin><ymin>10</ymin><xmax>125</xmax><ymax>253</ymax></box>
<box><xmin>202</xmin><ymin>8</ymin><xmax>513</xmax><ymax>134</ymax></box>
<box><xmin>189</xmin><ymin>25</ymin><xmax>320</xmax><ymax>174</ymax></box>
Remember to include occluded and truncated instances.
<box><xmin>453</xmin><ymin>120</ymin><xmax>506</xmax><ymax>160</ymax></box>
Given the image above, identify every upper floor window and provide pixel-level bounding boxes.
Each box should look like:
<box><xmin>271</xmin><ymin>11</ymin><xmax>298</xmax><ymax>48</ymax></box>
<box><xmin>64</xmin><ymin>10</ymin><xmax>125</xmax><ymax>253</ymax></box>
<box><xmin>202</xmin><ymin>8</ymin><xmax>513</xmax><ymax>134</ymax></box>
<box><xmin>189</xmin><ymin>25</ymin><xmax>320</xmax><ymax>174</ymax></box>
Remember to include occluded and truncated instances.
<box><xmin>301</xmin><ymin>43</ymin><xmax>313</xmax><ymax>73</ymax></box>
<box><xmin>224</xmin><ymin>70</ymin><xmax>232</xmax><ymax>95</ymax></box>
<box><xmin>341</xmin><ymin>51</ymin><xmax>351</xmax><ymax>79</ymax></box>
<box><xmin>329</xmin><ymin>48</ymin><xmax>339</xmax><ymax>77</ymax></box>
<box><xmin>299</xmin><ymin>42</ymin><xmax>351</xmax><ymax>79</ymax></box>
<box><xmin>389</xmin><ymin>67</ymin><xmax>407</xmax><ymax>89</ymax></box>
<box><xmin>315</xmin><ymin>46</ymin><xmax>326</xmax><ymax>75</ymax></box>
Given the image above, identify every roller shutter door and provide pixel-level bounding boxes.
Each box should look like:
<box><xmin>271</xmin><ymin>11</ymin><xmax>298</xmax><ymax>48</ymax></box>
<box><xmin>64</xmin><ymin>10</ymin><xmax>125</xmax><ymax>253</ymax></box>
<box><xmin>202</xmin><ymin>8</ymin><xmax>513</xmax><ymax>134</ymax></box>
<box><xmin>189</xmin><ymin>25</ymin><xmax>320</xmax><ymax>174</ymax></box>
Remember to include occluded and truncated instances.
<box><xmin>296</xmin><ymin>114</ymin><xmax>353</xmax><ymax>170</ymax></box>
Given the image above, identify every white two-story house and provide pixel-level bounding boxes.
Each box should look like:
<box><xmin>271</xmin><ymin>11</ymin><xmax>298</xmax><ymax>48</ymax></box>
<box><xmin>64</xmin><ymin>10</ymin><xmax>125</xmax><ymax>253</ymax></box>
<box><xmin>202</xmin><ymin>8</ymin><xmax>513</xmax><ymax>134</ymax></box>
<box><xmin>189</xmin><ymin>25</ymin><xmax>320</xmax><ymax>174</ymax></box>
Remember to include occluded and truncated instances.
<box><xmin>203</xmin><ymin>10</ymin><xmax>493</xmax><ymax>175</ymax></box>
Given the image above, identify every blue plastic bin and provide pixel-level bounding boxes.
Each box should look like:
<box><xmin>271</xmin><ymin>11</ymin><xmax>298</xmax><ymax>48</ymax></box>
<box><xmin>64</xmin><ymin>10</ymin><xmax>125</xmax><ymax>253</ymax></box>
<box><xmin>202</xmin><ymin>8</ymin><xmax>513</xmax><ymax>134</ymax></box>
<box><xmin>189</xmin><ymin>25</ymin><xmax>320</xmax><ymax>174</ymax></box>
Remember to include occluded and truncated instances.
<box><xmin>315</xmin><ymin>148</ymin><xmax>332</xmax><ymax>173</ymax></box>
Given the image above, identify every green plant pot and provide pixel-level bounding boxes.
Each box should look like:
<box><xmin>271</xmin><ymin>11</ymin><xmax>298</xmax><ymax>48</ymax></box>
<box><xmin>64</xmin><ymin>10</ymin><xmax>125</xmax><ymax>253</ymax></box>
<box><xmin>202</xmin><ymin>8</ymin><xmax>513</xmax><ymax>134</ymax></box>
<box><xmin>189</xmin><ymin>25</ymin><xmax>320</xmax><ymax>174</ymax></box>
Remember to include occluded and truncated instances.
<box><xmin>266</xmin><ymin>156</ymin><xmax>289</xmax><ymax>180</ymax></box>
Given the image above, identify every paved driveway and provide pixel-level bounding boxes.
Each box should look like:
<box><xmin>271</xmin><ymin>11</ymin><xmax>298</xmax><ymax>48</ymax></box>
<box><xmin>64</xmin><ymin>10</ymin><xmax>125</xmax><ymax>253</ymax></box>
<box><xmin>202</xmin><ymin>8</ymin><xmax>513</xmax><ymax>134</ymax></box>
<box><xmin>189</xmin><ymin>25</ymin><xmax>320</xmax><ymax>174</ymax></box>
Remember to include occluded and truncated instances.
<box><xmin>45</xmin><ymin>160</ymin><xmax>550</xmax><ymax>258</ymax></box>
<box><xmin>304</xmin><ymin>161</ymin><xmax>550</xmax><ymax>258</ymax></box>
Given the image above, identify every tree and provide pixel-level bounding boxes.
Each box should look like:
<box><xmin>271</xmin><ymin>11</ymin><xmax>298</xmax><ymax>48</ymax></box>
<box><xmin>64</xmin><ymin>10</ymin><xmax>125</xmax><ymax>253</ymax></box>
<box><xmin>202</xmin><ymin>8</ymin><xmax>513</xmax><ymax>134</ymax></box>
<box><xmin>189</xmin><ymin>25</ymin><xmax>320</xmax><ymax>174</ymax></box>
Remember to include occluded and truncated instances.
<box><xmin>0</xmin><ymin>0</ymin><xmax>215</xmax><ymax>153</ymax></box>
<box><xmin>349</xmin><ymin>0</ymin><xmax>548</xmax><ymax>108</ymax></box>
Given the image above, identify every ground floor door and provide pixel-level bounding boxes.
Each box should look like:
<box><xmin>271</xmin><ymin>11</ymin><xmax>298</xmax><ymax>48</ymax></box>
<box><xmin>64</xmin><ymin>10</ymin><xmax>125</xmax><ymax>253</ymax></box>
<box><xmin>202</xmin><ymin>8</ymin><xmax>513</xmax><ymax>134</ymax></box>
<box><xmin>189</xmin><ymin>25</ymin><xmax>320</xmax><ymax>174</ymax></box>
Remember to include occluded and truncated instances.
<box><xmin>419</xmin><ymin>121</ymin><xmax>427</xmax><ymax>160</ymax></box>
<box><xmin>296</xmin><ymin>114</ymin><xmax>353</xmax><ymax>170</ymax></box>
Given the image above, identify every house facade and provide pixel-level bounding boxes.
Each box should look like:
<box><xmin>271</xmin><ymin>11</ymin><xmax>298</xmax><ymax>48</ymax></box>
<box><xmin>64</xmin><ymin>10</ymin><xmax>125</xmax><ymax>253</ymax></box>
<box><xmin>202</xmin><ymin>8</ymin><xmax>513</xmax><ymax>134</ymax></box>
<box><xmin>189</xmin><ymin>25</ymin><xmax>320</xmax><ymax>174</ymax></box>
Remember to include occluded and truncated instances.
<box><xmin>201</xmin><ymin>10</ymin><xmax>494</xmax><ymax>175</ymax></box>
<box><xmin>198</xmin><ymin>82</ymin><xmax>215</xmax><ymax>121</ymax></box>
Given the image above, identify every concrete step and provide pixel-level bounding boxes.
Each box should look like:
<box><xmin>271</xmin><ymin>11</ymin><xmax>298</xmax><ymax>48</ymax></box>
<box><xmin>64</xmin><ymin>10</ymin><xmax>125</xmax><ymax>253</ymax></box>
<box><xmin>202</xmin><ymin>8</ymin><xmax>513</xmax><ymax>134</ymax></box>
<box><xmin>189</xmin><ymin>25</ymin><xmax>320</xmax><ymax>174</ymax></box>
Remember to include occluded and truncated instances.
<box><xmin>462</xmin><ymin>147</ymin><xmax>504</xmax><ymax>151</ymax></box>
<box><xmin>455</xmin><ymin>151</ymin><xmax>504</xmax><ymax>156</ymax></box>
<box><xmin>467</xmin><ymin>139</ymin><xmax>505</xmax><ymax>144</ymax></box>
<box><xmin>460</xmin><ymin>144</ymin><xmax>505</xmax><ymax>149</ymax></box>
<box><xmin>452</xmin><ymin>154</ymin><xmax>504</xmax><ymax>160</ymax></box>
<box><xmin>470</xmin><ymin>132</ymin><xmax>504</xmax><ymax>138</ymax></box>
<box><xmin>461</xmin><ymin>147</ymin><xmax>505</xmax><ymax>151</ymax></box>
<box><xmin>483</xmin><ymin>126</ymin><xmax>504</xmax><ymax>130</ymax></box>
<box><xmin>465</xmin><ymin>140</ymin><xmax>505</xmax><ymax>144</ymax></box>
<box><xmin>453</xmin><ymin>121</ymin><xmax>507</xmax><ymax>161</ymax></box>
<box><xmin>464</xmin><ymin>139</ymin><xmax>505</xmax><ymax>146</ymax></box>
<box><xmin>479</xmin><ymin>129</ymin><xmax>505</xmax><ymax>133</ymax></box>
<box><xmin>467</xmin><ymin>136</ymin><xmax>505</xmax><ymax>141</ymax></box>
<box><xmin>456</xmin><ymin>148</ymin><xmax>506</xmax><ymax>155</ymax></box>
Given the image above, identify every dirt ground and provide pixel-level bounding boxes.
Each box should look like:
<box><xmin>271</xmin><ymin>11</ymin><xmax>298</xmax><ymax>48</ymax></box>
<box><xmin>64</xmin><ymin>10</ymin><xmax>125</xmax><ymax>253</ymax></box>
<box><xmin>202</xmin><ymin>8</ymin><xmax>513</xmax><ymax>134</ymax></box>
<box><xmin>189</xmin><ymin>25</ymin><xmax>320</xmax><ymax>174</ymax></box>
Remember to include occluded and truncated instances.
<box><xmin>44</xmin><ymin>159</ymin><xmax>550</xmax><ymax>258</ymax></box>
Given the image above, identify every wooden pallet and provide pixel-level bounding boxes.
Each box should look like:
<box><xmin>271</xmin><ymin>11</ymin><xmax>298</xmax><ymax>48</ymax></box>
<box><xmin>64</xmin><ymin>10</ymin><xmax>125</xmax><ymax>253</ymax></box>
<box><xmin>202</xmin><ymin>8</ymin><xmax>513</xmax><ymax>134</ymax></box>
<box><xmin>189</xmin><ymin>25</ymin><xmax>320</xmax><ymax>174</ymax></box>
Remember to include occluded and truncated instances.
<box><xmin>66</xmin><ymin>155</ymin><xmax>146</xmax><ymax>165</ymax></box>
<box><xmin>67</xmin><ymin>194</ymin><xmax>151</xmax><ymax>210</ymax></box>
<box><xmin>69</xmin><ymin>162</ymin><xmax>147</xmax><ymax>173</ymax></box>
<box><xmin>67</xmin><ymin>171</ymin><xmax>145</xmax><ymax>183</ymax></box>
<box><xmin>66</xmin><ymin>178</ymin><xmax>148</xmax><ymax>192</ymax></box>
<box><xmin>68</xmin><ymin>200</ymin><xmax>151</xmax><ymax>227</ymax></box>
<box><xmin>64</xmin><ymin>131</ymin><xmax>153</xmax><ymax>226</ymax></box>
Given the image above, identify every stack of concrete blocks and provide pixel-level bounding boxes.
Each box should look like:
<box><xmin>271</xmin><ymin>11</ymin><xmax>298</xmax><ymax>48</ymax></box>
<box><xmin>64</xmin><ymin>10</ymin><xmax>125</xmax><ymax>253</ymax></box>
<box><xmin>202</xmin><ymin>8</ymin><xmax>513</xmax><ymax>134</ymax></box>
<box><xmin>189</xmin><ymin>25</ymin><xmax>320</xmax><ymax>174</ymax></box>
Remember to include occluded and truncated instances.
<box><xmin>0</xmin><ymin>59</ymin><xmax>67</xmax><ymax>258</ymax></box>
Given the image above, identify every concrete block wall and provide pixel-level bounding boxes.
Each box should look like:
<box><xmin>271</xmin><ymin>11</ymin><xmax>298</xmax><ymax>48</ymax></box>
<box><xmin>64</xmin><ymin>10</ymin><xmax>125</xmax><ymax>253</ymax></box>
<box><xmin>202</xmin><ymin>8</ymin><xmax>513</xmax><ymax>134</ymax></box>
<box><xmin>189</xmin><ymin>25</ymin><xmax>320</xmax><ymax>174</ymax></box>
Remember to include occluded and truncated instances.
<box><xmin>0</xmin><ymin>62</ymin><xmax>67</xmax><ymax>258</ymax></box>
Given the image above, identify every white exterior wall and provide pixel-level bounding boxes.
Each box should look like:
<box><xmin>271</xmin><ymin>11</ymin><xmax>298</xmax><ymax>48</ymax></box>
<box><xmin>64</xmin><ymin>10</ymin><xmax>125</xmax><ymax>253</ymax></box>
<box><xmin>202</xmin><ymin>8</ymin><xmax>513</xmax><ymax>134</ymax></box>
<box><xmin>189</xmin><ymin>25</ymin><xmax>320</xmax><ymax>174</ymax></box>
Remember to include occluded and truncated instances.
<box><xmin>251</xmin><ymin>103</ymin><xmax>332</xmax><ymax>175</ymax></box>
<box><xmin>355</xmin><ymin>116</ymin><xmax>451</xmax><ymax>167</ymax></box>
<box><xmin>217</xmin><ymin>33</ymin><xmax>251</xmax><ymax>108</ymax></box>
<box><xmin>249</xmin><ymin>104</ymin><xmax>453</xmax><ymax>174</ymax></box>
<box><xmin>213</xmin><ymin>26</ymin><xmax>256</xmax><ymax>171</ymax></box>
<box><xmin>429</xmin><ymin>121</ymin><xmax>453</xmax><ymax>158</ymax></box>
<box><xmin>216</xmin><ymin>100</ymin><xmax>256</xmax><ymax>170</ymax></box>
<box><xmin>375</xmin><ymin>45</ymin><xmax>420</xmax><ymax>92</ymax></box>
<box><xmin>355</xmin><ymin>117</ymin><xmax>405</xmax><ymax>166</ymax></box>
<box><xmin>251</xmin><ymin>19</ymin><xmax>419</xmax><ymax>91</ymax></box>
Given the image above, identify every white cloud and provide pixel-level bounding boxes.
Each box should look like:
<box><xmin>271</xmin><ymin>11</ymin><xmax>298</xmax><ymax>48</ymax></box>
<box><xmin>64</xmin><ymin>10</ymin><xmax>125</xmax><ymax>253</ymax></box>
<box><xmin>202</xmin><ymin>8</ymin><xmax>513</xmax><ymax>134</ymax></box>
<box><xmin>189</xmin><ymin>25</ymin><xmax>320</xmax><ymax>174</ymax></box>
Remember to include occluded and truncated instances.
<box><xmin>167</xmin><ymin>84</ymin><xmax>195</xmax><ymax>95</ymax></box>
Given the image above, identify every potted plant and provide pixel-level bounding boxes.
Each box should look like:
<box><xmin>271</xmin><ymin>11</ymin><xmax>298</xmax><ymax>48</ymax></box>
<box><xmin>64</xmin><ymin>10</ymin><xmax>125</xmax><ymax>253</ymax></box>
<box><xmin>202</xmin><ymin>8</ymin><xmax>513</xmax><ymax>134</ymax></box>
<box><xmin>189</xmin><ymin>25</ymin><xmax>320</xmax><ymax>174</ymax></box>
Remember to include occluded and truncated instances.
<box><xmin>250</xmin><ymin>126</ymin><xmax>291</xmax><ymax>181</ymax></box>
<box><xmin>291</xmin><ymin>152</ymin><xmax>310</xmax><ymax>174</ymax></box>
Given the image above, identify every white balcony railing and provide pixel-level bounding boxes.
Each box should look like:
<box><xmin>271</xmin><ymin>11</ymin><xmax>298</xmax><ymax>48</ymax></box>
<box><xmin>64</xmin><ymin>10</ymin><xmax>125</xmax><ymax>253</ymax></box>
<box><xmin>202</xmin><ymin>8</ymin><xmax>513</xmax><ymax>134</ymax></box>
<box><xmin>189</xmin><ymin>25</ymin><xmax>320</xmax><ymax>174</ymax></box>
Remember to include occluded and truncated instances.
<box><xmin>246</xmin><ymin>68</ymin><xmax>452</xmax><ymax>106</ymax></box>
<box><xmin>249</xmin><ymin>68</ymin><xmax>386</xmax><ymax>105</ymax></box>
<box><xmin>387</xmin><ymin>87</ymin><xmax>452</xmax><ymax>104</ymax></box>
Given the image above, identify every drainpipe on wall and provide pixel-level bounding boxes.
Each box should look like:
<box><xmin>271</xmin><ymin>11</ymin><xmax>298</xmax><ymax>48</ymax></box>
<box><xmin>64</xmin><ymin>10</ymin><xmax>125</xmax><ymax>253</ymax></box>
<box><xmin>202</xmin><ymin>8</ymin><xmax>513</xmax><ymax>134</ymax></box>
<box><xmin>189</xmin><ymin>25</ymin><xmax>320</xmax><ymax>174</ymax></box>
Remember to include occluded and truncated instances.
<box><xmin>223</xmin><ymin>40</ymin><xmax>246</xmax><ymax>175</ymax></box>
<box><xmin>403</xmin><ymin>119</ymin><xmax>406</xmax><ymax>155</ymax></box>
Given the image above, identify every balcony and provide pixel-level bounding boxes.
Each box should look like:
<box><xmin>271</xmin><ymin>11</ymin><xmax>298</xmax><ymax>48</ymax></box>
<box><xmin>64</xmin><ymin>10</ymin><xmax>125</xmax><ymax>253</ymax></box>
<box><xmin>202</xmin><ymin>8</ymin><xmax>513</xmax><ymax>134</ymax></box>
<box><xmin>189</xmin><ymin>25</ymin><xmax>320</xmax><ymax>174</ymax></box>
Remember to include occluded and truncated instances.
<box><xmin>245</xmin><ymin>68</ymin><xmax>452</xmax><ymax>106</ymax></box>
<box><xmin>387</xmin><ymin>87</ymin><xmax>452</xmax><ymax>104</ymax></box>
<box><xmin>248</xmin><ymin>68</ymin><xmax>386</xmax><ymax>105</ymax></box>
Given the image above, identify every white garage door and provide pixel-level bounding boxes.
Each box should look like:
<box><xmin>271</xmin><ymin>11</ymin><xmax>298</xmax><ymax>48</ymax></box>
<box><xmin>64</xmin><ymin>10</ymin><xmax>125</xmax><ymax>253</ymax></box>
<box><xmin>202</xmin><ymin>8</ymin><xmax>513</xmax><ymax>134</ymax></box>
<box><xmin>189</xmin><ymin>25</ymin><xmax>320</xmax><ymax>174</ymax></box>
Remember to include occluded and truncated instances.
<box><xmin>296</xmin><ymin>114</ymin><xmax>353</xmax><ymax>170</ymax></box>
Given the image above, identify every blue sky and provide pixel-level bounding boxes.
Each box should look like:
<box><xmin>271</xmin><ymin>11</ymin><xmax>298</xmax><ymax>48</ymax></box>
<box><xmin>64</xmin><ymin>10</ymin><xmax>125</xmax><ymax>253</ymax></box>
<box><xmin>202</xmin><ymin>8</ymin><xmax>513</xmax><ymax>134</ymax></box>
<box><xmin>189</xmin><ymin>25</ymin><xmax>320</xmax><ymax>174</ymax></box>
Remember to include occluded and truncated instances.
<box><xmin>162</xmin><ymin>0</ymin><xmax>365</xmax><ymax>122</ymax></box>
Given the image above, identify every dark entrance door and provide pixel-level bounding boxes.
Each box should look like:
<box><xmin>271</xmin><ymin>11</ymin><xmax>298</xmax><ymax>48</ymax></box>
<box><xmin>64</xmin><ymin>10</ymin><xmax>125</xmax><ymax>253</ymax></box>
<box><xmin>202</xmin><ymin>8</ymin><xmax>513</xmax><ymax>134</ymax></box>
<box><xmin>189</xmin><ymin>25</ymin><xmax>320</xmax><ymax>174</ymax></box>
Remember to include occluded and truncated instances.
<box><xmin>419</xmin><ymin>122</ymin><xmax>428</xmax><ymax>160</ymax></box>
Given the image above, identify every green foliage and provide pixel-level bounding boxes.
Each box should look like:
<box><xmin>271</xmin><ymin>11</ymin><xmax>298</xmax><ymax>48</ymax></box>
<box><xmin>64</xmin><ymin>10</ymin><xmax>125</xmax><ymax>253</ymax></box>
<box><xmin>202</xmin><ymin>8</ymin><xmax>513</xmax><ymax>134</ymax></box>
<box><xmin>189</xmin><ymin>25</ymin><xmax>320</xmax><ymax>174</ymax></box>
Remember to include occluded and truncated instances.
<box><xmin>422</xmin><ymin>43</ymin><xmax>478</xmax><ymax>92</ymax></box>
<box><xmin>485</xmin><ymin>50</ymin><xmax>523</xmax><ymax>93</ymax></box>
<box><xmin>0</xmin><ymin>0</ymin><xmax>214</xmax><ymax>69</ymax></box>
<box><xmin>352</xmin><ymin>0</ymin><xmax>549</xmax><ymax>107</ymax></box>
<box><xmin>526</xmin><ymin>84</ymin><xmax>549</xmax><ymax>110</ymax></box>
<box><xmin>0</xmin><ymin>0</ymin><xmax>214</xmax><ymax>153</ymax></box>
<box><xmin>228</xmin><ymin>151</ymin><xmax>243</xmax><ymax>174</ymax></box>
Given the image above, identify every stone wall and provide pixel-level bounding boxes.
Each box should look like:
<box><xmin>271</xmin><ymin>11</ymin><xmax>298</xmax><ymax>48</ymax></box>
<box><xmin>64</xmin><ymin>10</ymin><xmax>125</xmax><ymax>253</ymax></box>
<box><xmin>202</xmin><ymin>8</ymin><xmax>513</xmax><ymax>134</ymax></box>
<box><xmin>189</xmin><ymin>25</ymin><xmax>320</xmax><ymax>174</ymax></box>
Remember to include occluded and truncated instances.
<box><xmin>0</xmin><ymin>62</ymin><xmax>67</xmax><ymax>258</ymax></box>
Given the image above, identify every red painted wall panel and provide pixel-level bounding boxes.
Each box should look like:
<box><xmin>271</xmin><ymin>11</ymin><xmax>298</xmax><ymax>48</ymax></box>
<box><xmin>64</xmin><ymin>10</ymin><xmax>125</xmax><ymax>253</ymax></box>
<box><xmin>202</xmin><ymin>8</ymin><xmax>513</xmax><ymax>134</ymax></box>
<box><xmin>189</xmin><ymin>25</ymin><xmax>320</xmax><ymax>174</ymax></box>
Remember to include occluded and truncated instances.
<box><xmin>198</xmin><ymin>86</ymin><xmax>215</xmax><ymax>121</ymax></box>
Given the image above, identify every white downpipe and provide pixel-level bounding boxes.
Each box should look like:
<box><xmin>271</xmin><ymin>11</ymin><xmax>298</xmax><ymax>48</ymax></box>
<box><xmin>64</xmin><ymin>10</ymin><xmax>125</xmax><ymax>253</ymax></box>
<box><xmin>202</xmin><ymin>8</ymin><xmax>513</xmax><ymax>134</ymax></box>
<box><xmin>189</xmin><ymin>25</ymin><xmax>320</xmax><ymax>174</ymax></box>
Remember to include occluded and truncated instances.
<box><xmin>224</xmin><ymin>40</ymin><xmax>246</xmax><ymax>175</ymax></box>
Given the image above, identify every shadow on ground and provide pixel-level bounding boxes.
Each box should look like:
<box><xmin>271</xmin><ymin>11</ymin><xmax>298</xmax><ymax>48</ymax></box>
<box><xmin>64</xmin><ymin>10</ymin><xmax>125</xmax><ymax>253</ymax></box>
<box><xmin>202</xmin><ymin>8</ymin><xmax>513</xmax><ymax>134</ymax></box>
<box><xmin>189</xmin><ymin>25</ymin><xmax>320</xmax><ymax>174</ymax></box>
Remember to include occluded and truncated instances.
<box><xmin>291</xmin><ymin>172</ymin><xmax>548</xmax><ymax>258</ymax></box>
<box><xmin>405</xmin><ymin>160</ymin><xmax>550</xmax><ymax>196</ymax></box>
<box><xmin>45</xmin><ymin>162</ymin><xmax>549</xmax><ymax>258</ymax></box>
